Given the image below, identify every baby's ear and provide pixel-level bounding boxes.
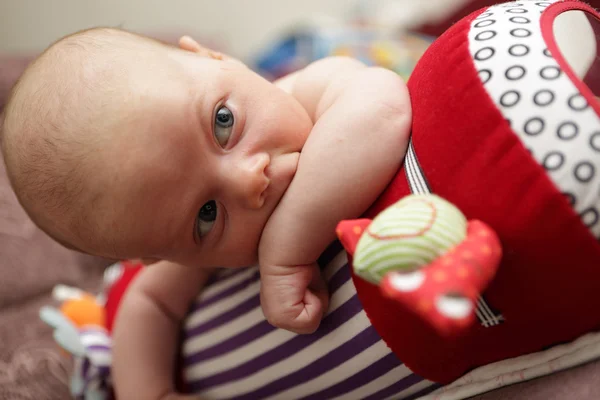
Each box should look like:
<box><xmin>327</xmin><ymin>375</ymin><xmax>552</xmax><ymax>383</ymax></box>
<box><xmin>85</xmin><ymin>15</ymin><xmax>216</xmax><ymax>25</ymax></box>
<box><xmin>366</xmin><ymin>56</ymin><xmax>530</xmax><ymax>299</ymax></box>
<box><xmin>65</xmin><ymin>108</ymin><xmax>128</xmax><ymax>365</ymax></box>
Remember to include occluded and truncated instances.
<box><xmin>178</xmin><ymin>35</ymin><xmax>223</xmax><ymax>60</ymax></box>
<box><xmin>178</xmin><ymin>35</ymin><xmax>247</xmax><ymax>67</ymax></box>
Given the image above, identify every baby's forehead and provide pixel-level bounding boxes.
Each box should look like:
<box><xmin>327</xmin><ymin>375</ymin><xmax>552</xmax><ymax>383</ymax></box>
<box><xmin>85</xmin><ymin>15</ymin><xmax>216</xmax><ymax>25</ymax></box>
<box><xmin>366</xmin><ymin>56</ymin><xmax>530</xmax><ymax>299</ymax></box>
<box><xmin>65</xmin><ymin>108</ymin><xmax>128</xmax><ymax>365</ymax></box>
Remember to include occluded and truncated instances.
<box><xmin>36</xmin><ymin>29</ymin><xmax>170</xmax><ymax>81</ymax></box>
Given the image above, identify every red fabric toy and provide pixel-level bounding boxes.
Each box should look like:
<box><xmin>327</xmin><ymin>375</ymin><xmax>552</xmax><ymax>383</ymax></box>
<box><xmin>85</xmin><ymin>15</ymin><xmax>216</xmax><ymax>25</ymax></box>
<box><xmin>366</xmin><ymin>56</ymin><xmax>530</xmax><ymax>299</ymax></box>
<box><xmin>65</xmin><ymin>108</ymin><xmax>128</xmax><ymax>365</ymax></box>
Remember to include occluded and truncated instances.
<box><xmin>104</xmin><ymin>260</ymin><xmax>143</xmax><ymax>333</ymax></box>
<box><xmin>338</xmin><ymin>0</ymin><xmax>600</xmax><ymax>385</ymax></box>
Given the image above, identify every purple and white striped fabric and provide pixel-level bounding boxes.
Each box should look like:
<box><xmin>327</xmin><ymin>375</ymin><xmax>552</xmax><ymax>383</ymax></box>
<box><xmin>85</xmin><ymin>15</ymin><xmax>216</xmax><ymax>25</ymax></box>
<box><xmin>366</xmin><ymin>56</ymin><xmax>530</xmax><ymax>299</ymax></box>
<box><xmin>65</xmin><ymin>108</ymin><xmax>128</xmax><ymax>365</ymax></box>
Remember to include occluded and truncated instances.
<box><xmin>74</xmin><ymin>326</ymin><xmax>113</xmax><ymax>400</ymax></box>
<box><xmin>181</xmin><ymin>242</ymin><xmax>439</xmax><ymax>399</ymax></box>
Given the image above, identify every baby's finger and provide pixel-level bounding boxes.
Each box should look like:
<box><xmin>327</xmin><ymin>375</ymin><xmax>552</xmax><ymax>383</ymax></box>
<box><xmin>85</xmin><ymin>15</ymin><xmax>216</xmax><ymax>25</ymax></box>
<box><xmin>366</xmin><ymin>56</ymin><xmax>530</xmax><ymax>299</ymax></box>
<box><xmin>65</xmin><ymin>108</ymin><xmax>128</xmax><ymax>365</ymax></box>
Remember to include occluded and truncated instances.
<box><xmin>308</xmin><ymin>265</ymin><xmax>329</xmax><ymax>319</ymax></box>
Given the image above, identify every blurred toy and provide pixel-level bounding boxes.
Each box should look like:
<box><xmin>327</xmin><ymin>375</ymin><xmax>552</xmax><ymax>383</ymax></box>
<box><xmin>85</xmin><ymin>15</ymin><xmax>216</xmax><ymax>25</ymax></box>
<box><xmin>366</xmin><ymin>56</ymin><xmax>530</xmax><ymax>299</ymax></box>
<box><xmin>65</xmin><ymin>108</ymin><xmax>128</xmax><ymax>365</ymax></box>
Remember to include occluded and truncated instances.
<box><xmin>337</xmin><ymin>194</ymin><xmax>502</xmax><ymax>335</ymax></box>
<box><xmin>254</xmin><ymin>20</ymin><xmax>432</xmax><ymax>81</ymax></box>
<box><xmin>39</xmin><ymin>262</ymin><xmax>142</xmax><ymax>400</ymax></box>
<box><xmin>40</xmin><ymin>286</ymin><xmax>111</xmax><ymax>400</ymax></box>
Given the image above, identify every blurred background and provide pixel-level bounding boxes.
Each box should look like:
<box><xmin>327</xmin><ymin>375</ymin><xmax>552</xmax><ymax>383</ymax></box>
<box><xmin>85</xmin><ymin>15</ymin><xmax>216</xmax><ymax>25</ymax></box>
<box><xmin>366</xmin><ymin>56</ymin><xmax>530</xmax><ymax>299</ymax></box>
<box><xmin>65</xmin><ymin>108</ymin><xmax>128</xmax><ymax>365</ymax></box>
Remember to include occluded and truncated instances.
<box><xmin>2</xmin><ymin>0</ymin><xmax>600</xmax><ymax>84</ymax></box>
<box><xmin>0</xmin><ymin>0</ymin><xmax>468</xmax><ymax>59</ymax></box>
<box><xmin>0</xmin><ymin>0</ymin><xmax>476</xmax><ymax>108</ymax></box>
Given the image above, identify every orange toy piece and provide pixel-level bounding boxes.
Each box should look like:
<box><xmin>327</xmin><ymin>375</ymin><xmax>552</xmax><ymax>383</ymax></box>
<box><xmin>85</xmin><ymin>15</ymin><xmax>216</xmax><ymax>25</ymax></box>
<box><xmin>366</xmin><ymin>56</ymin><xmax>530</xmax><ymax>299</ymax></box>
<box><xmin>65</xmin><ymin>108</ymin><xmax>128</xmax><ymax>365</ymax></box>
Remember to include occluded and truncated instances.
<box><xmin>60</xmin><ymin>293</ymin><xmax>106</xmax><ymax>329</ymax></box>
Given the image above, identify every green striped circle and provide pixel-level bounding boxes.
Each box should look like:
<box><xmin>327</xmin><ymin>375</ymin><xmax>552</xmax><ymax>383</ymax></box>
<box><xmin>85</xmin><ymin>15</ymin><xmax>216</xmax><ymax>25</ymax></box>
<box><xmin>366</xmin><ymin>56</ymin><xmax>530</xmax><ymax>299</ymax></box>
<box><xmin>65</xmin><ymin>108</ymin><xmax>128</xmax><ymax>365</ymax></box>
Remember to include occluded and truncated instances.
<box><xmin>353</xmin><ymin>194</ymin><xmax>467</xmax><ymax>284</ymax></box>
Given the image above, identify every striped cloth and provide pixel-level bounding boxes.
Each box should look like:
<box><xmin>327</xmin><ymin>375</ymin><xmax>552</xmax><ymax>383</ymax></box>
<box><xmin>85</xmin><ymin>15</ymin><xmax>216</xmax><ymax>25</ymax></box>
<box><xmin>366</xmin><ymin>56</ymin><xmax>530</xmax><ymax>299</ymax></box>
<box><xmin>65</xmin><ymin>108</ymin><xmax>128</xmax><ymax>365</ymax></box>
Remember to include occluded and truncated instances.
<box><xmin>181</xmin><ymin>241</ymin><xmax>439</xmax><ymax>399</ymax></box>
<box><xmin>73</xmin><ymin>327</ymin><xmax>113</xmax><ymax>400</ymax></box>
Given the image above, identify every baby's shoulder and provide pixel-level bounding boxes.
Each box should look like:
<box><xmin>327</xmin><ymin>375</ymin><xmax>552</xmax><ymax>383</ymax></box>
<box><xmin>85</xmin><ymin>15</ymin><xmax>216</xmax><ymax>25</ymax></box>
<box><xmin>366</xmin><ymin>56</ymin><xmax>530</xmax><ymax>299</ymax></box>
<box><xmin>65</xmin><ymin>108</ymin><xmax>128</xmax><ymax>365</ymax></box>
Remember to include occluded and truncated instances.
<box><xmin>273</xmin><ymin>56</ymin><xmax>368</xmax><ymax>120</ymax></box>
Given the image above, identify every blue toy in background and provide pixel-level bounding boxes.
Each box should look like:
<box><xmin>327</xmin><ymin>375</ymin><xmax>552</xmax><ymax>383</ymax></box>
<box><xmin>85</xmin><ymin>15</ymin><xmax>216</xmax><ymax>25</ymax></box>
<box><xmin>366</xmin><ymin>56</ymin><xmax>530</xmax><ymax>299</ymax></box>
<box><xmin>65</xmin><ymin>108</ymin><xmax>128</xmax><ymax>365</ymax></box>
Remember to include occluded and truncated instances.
<box><xmin>253</xmin><ymin>22</ymin><xmax>433</xmax><ymax>81</ymax></box>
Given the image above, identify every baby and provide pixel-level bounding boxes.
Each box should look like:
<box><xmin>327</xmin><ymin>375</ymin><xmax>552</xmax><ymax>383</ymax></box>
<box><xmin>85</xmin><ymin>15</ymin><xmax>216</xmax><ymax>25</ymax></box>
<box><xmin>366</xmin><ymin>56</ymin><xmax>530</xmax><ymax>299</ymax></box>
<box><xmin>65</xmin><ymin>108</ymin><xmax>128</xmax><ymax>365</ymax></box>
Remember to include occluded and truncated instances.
<box><xmin>1</xmin><ymin>28</ymin><xmax>413</xmax><ymax>399</ymax></box>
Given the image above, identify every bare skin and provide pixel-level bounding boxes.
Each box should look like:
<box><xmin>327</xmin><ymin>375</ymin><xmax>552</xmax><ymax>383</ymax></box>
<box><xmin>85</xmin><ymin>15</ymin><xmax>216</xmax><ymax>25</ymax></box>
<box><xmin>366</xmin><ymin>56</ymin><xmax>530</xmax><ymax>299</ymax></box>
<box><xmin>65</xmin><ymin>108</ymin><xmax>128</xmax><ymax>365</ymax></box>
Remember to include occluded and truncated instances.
<box><xmin>2</xmin><ymin>30</ymin><xmax>411</xmax><ymax>398</ymax></box>
<box><xmin>113</xmin><ymin>38</ymin><xmax>411</xmax><ymax>398</ymax></box>
<box><xmin>258</xmin><ymin>56</ymin><xmax>412</xmax><ymax>333</ymax></box>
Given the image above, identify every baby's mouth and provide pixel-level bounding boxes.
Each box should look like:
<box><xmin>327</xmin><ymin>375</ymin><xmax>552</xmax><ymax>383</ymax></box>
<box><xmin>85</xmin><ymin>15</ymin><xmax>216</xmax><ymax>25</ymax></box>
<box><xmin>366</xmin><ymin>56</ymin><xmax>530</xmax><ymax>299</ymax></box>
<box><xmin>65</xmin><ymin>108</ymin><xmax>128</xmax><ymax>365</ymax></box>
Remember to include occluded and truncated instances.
<box><xmin>259</xmin><ymin>178</ymin><xmax>271</xmax><ymax>203</ymax></box>
<box><xmin>265</xmin><ymin>152</ymin><xmax>300</xmax><ymax>189</ymax></box>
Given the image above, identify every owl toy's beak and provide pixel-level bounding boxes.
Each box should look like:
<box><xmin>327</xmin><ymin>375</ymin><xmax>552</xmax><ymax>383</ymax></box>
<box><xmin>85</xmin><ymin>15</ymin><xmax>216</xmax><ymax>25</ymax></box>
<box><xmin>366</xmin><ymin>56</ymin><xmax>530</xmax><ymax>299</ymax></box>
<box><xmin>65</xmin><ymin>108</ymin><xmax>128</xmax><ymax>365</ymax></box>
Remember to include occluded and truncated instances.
<box><xmin>336</xmin><ymin>218</ymin><xmax>372</xmax><ymax>257</ymax></box>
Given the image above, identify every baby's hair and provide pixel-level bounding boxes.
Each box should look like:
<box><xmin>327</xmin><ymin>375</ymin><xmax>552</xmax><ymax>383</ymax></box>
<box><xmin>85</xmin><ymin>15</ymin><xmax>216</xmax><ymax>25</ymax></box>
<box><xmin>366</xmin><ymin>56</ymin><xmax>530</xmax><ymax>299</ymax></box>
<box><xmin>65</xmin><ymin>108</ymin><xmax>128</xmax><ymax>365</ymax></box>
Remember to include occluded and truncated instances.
<box><xmin>1</xmin><ymin>27</ymin><xmax>172</xmax><ymax>250</ymax></box>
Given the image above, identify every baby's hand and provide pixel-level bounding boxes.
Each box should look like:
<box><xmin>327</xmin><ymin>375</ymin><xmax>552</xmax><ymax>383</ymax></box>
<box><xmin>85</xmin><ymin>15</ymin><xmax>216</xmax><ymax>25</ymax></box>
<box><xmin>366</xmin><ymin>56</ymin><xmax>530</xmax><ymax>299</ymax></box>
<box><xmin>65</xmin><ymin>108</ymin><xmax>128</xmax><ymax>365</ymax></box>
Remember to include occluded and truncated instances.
<box><xmin>259</xmin><ymin>262</ymin><xmax>329</xmax><ymax>334</ymax></box>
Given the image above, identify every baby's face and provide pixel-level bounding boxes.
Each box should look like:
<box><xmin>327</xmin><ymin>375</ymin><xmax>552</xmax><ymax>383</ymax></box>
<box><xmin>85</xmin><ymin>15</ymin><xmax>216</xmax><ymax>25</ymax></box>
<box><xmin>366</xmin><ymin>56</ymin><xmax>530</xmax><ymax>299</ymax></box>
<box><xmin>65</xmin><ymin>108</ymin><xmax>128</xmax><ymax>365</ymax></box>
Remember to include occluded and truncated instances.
<box><xmin>94</xmin><ymin>50</ymin><xmax>313</xmax><ymax>267</ymax></box>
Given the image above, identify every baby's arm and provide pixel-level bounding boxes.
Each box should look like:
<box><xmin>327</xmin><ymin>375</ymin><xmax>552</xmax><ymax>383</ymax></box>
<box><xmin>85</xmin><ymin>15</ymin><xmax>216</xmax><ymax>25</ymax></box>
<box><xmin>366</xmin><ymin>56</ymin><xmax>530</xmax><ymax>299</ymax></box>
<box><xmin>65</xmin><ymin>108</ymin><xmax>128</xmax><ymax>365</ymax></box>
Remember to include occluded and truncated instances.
<box><xmin>259</xmin><ymin>57</ymin><xmax>412</xmax><ymax>333</ymax></box>
<box><xmin>112</xmin><ymin>261</ymin><xmax>213</xmax><ymax>400</ymax></box>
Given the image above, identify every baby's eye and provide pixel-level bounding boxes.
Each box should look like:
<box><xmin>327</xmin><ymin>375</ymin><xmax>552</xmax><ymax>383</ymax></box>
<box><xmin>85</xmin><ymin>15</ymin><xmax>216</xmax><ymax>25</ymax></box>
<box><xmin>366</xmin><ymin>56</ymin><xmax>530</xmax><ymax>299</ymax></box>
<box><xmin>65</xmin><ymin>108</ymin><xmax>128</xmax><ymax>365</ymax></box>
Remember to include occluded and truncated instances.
<box><xmin>214</xmin><ymin>106</ymin><xmax>234</xmax><ymax>147</ymax></box>
<box><xmin>197</xmin><ymin>200</ymin><xmax>217</xmax><ymax>237</ymax></box>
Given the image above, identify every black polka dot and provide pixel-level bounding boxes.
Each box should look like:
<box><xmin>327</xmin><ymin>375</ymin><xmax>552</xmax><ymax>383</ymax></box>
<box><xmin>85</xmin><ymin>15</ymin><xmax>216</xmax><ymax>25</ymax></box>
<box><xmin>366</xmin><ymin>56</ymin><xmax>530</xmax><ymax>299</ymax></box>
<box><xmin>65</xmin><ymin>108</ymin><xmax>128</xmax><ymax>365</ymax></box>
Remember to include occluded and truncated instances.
<box><xmin>543</xmin><ymin>48</ymin><xmax>552</xmax><ymax>57</ymax></box>
<box><xmin>509</xmin><ymin>16</ymin><xmax>530</xmax><ymax>24</ymax></box>
<box><xmin>474</xmin><ymin>19</ymin><xmax>496</xmax><ymax>28</ymax></box>
<box><xmin>536</xmin><ymin>1</ymin><xmax>552</xmax><ymax>6</ymax></box>
<box><xmin>500</xmin><ymin>90</ymin><xmax>521</xmax><ymax>107</ymax></box>
<box><xmin>580</xmin><ymin>207</ymin><xmax>599</xmax><ymax>228</ymax></box>
<box><xmin>524</xmin><ymin>117</ymin><xmax>545</xmax><ymax>135</ymax></box>
<box><xmin>590</xmin><ymin>131</ymin><xmax>600</xmax><ymax>153</ymax></box>
<box><xmin>574</xmin><ymin>161</ymin><xmax>595</xmax><ymax>183</ymax></box>
<box><xmin>475</xmin><ymin>47</ymin><xmax>495</xmax><ymax>61</ymax></box>
<box><xmin>568</xmin><ymin>94</ymin><xmax>588</xmax><ymax>111</ymax></box>
<box><xmin>478</xmin><ymin>69</ymin><xmax>492</xmax><ymax>84</ymax></box>
<box><xmin>476</xmin><ymin>12</ymin><xmax>493</xmax><ymax>20</ymax></box>
<box><xmin>475</xmin><ymin>30</ymin><xmax>497</xmax><ymax>41</ymax></box>
<box><xmin>507</xmin><ymin>7</ymin><xmax>528</xmax><ymax>13</ymax></box>
<box><xmin>511</xmin><ymin>28</ymin><xmax>532</xmax><ymax>37</ymax></box>
<box><xmin>542</xmin><ymin>151</ymin><xmax>564</xmax><ymax>170</ymax></box>
<box><xmin>533</xmin><ymin>89</ymin><xmax>554</xmax><ymax>106</ymax></box>
<box><xmin>563</xmin><ymin>192</ymin><xmax>576</xmax><ymax>207</ymax></box>
<box><xmin>509</xmin><ymin>44</ymin><xmax>529</xmax><ymax>57</ymax></box>
<box><xmin>540</xmin><ymin>66</ymin><xmax>561</xmax><ymax>80</ymax></box>
<box><xmin>505</xmin><ymin>65</ymin><xmax>526</xmax><ymax>80</ymax></box>
<box><xmin>506</xmin><ymin>118</ymin><xmax>512</xmax><ymax>127</ymax></box>
<box><xmin>557</xmin><ymin>122</ymin><xmax>579</xmax><ymax>140</ymax></box>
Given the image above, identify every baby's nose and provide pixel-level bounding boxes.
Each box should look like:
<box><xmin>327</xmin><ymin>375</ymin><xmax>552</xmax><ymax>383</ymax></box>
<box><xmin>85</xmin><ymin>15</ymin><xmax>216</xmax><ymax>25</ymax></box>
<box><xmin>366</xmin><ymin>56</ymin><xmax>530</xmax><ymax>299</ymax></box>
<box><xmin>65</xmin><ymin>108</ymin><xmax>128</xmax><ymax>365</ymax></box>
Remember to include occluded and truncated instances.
<box><xmin>230</xmin><ymin>153</ymin><xmax>270</xmax><ymax>209</ymax></box>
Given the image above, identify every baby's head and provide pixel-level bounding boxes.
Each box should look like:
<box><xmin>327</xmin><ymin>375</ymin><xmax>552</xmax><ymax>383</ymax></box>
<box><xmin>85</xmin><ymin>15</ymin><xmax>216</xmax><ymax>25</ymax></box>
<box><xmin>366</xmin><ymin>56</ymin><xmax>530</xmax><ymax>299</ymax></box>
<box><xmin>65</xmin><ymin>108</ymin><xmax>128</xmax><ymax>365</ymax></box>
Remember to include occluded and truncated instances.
<box><xmin>1</xmin><ymin>28</ymin><xmax>312</xmax><ymax>267</ymax></box>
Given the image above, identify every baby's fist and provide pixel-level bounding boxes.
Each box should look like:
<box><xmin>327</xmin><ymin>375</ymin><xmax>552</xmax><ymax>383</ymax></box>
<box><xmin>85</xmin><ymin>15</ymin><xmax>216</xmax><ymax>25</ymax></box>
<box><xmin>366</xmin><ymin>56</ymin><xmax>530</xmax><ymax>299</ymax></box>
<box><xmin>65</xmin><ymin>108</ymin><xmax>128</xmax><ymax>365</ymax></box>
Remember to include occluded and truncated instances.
<box><xmin>259</xmin><ymin>262</ymin><xmax>329</xmax><ymax>334</ymax></box>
